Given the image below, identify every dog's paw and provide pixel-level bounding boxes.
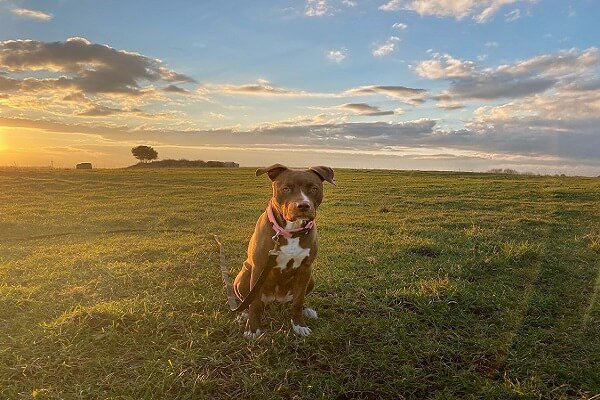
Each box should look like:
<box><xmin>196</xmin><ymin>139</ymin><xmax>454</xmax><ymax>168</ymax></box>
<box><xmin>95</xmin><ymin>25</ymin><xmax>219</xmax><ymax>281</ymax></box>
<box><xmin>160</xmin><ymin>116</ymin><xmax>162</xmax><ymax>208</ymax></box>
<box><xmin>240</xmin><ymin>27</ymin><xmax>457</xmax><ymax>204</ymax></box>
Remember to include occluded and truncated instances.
<box><xmin>291</xmin><ymin>320</ymin><xmax>312</xmax><ymax>337</ymax></box>
<box><xmin>243</xmin><ymin>328</ymin><xmax>261</xmax><ymax>340</ymax></box>
<box><xmin>302</xmin><ymin>308</ymin><xmax>318</xmax><ymax>319</ymax></box>
<box><xmin>235</xmin><ymin>311</ymin><xmax>249</xmax><ymax>324</ymax></box>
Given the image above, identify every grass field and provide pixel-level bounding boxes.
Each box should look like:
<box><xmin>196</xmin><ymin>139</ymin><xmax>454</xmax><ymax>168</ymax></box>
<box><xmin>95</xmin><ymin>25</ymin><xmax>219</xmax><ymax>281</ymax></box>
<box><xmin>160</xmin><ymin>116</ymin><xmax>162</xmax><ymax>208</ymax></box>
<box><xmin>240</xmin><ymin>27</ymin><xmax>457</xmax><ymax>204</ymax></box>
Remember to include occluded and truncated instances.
<box><xmin>1</xmin><ymin>167</ymin><xmax>599</xmax><ymax>399</ymax></box>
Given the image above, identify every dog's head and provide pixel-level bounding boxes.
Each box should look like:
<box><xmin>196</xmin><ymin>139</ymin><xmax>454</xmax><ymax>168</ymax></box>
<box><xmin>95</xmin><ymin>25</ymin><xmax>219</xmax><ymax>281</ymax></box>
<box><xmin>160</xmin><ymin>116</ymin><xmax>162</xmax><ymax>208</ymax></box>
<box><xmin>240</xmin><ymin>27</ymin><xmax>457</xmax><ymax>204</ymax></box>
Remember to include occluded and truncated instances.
<box><xmin>256</xmin><ymin>164</ymin><xmax>335</xmax><ymax>222</ymax></box>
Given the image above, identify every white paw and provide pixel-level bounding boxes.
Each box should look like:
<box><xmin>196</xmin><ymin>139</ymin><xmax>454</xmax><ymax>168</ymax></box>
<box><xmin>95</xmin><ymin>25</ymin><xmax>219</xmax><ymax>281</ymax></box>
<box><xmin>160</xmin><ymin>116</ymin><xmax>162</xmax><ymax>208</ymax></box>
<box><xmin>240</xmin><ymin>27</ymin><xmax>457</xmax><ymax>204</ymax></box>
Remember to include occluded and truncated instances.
<box><xmin>235</xmin><ymin>311</ymin><xmax>249</xmax><ymax>324</ymax></box>
<box><xmin>303</xmin><ymin>308</ymin><xmax>318</xmax><ymax>319</ymax></box>
<box><xmin>243</xmin><ymin>328</ymin><xmax>261</xmax><ymax>340</ymax></box>
<box><xmin>291</xmin><ymin>320</ymin><xmax>312</xmax><ymax>336</ymax></box>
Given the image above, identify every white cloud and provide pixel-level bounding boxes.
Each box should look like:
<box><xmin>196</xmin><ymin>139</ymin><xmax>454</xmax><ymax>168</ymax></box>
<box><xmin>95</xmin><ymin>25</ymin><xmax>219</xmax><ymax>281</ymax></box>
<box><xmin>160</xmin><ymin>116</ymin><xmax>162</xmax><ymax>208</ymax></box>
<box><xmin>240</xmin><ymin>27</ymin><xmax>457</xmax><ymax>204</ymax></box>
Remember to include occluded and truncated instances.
<box><xmin>305</xmin><ymin>0</ymin><xmax>329</xmax><ymax>16</ymax></box>
<box><xmin>415</xmin><ymin>53</ymin><xmax>476</xmax><ymax>79</ymax></box>
<box><xmin>372</xmin><ymin>36</ymin><xmax>400</xmax><ymax>57</ymax></box>
<box><xmin>462</xmin><ymin>86</ymin><xmax>600</xmax><ymax>165</ymax></box>
<box><xmin>417</xmin><ymin>48</ymin><xmax>600</xmax><ymax>116</ymax></box>
<box><xmin>504</xmin><ymin>8</ymin><xmax>521</xmax><ymax>22</ymax></box>
<box><xmin>327</xmin><ymin>49</ymin><xmax>347</xmax><ymax>63</ymax></box>
<box><xmin>392</xmin><ymin>22</ymin><xmax>408</xmax><ymax>29</ymax></box>
<box><xmin>485</xmin><ymin>41</ymin><xmax>499</xmax><ymax>48</ymax></box>
<box><xmin>208</xmin><ymin>112</ymin><xmax>226</xmax><ymax>119</ymax></box>
<box><xmin>379</xmin><ymin>0</ymin><xmax>538</xmax><ymax>23</ymax></box>
<box><xmin>373</xmin><ymin>43</ymin><xmax>395</xmax><ymax>57</ymax></box>
<box><xmin>11</xmin><ymin>8</ymin><xmax>53</xmax><ymax>21</ymax></box>
<box><xmin>342</xmin><ymin>0</ymin><xmax>357</xmax><ymax>7</ymax></box>
<box><xmin>339</xmin><ymin>103</ymin><xmax>398</xmax><ymax>116</ymax></box>
<box><xmin>204</xmin><ymin>80</ymin><xmax>333</xmax><ymax>97</ymax></box>
<box><xmin>343</xmin><ymin>85</ymin><xmax>427</xmax><ymax>105</ymax></box>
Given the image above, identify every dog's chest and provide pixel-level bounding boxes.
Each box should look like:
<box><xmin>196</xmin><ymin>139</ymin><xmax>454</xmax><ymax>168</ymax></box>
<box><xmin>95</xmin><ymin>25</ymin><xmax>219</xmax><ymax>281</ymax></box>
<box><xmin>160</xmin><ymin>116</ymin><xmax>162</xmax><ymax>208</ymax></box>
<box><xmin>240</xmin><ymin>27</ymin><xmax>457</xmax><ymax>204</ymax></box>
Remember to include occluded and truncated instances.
<box><xmin>274</xmin><ymin>237</ymin><xmax>310</xmax><ymax>270</ymax></box>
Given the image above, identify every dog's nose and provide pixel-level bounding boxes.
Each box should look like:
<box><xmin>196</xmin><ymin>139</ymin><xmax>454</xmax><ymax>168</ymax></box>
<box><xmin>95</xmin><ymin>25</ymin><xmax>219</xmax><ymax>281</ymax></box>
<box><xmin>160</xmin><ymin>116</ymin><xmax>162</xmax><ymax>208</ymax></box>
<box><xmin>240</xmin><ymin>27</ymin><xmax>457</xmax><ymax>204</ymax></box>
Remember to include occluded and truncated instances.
<box><xmin>296</xmin><ymin>201</ymin><xmax>311</xmax><ymax>212</ymax></box>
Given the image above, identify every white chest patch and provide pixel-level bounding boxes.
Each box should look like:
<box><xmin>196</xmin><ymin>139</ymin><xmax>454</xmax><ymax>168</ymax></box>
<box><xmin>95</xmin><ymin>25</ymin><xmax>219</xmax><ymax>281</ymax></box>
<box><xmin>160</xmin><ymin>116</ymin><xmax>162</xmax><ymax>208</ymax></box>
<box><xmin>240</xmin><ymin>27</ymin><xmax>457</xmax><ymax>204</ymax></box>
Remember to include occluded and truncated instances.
<box><xmin>275</xmin><ymin>237</ymin><xmax>310</xmax><ymax>270</ymax></box>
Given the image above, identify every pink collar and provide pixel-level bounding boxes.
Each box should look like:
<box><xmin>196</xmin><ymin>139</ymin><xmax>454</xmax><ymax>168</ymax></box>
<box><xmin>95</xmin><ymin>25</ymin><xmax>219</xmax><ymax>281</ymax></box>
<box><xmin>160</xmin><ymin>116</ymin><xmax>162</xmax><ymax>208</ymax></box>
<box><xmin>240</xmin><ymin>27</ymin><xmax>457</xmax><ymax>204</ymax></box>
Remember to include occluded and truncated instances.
<box><xmin>266</xmin><ymin>202</ymin><xmax>315</xmax><ymax>239</ymax></box>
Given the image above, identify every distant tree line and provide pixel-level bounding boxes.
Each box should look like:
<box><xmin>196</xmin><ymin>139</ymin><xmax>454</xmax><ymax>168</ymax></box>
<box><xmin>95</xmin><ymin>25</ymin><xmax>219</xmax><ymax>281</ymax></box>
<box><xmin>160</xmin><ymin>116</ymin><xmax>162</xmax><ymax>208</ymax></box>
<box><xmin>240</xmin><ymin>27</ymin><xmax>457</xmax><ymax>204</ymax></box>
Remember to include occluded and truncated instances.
<box><xmin>130</xmin><ymin>145</ymin><xmax>238</xmax><ymax>168</ymax></box>
<box><xmin>486</xmin><ymin>168</ymin><xmax>571</xmax><ymax>177</ymax></box>
<box><xmin>487</xmin><ymin>168</ymin><xmax>519</xmax><ymax>175</ymax></box>
<box><xmin>129</xmin><ymin>159</ymin><xmax>239</xmax><ymax>168</ymax></box>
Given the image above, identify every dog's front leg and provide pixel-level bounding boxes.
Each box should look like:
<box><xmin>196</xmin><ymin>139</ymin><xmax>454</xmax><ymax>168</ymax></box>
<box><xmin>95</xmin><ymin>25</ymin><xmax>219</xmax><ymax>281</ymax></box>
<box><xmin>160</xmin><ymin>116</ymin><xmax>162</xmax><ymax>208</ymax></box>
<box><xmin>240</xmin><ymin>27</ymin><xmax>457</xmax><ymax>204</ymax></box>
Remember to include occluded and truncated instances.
<box><xmin>244</xmin><ymin>299</ymin><xmax>263</xmax><ymax>340</ymax></box>
<box><xmin>290</xmin><ymin>265</ymin><xmax>313</xmax><ymax>336</ymax></box>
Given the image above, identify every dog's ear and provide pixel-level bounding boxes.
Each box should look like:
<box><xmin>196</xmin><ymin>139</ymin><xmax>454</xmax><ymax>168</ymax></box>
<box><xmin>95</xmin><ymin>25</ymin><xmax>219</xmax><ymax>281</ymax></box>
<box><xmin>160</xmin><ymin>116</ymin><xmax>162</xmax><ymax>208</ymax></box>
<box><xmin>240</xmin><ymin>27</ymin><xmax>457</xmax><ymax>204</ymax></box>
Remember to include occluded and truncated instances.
<box><xmin>308</xmin><ymin>166</ymin><xmax>335</xmax><ymax>185</ymax></box>
<box><xmin>256</xmin><ymin>164</ymin><xmax>289</xmax><ymax>181</ymax></box>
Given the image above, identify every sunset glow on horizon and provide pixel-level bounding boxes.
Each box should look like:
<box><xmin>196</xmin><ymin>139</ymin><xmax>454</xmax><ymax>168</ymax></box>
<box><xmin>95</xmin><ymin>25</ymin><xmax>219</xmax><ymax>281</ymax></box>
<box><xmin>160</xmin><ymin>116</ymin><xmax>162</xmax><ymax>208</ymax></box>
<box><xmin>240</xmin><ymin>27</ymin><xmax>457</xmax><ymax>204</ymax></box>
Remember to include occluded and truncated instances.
<box><xmin>0</xmin><ymin>128</ymin><xmax>6</xmax><ymax>153</ymax></box>
<box><xmin>0</xmin><ymin>1</ymin><xmax>598</xmax><ymax>174</ymax></box>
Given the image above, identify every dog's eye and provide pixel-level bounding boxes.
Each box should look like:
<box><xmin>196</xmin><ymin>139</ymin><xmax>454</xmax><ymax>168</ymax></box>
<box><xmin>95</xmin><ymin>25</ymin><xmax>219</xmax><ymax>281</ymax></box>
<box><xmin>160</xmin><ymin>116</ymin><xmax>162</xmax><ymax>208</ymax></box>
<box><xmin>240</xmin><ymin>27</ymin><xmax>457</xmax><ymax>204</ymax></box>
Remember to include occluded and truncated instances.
<box><xmin>281</xmin><ymin>186</ymin><xmax>291</xmax><ymax>193</ymax></box>
<box><xmin>310</xmin><ymin>186</ymin><xmax>318</xmax><ymax>193</ymax></box>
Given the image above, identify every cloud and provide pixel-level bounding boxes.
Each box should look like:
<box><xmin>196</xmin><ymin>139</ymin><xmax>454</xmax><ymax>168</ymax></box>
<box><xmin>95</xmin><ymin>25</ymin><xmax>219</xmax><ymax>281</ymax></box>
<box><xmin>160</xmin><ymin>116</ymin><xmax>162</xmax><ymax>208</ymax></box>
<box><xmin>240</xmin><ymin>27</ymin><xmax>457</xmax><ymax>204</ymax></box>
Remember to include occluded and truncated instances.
<box><xmin>0</xmin><ymin>115</ymin><xmax>438</xmax><ymax>149</ymax></box>
<box><xmin>448</xmin><ymin>78</ymin><xmax>556</xmax><ymax>100</ymax></box>
<box><xmin>253</xmin><ymin>113</ymin><xmax>343</xmax><ymax>130</ymax></box>
<box><xmin>342</xmin><ymin>0</ymin><xmax>357</xmax><ymax>6</ymax></box>
<box><xmin>0</xmin><ymin>37</ymin><xmax>195</xmax><ymax>97</ymax></box>
<box><xmin>163</xmin><ymin>84</ymin><xmax>190</xmax><ymax>94</ymax></box>
<box><xmin>205</xmin><ymin>79</ymin><xmax>328</xmax><ymax>97</ymax></box>
<box><xmin>0</xmin><ymin>38</ymin><xmax>198</xmax><ymax>122</ymax></box>
<box><xmin>485</xmin><ymin>41</ymin><xmax>499</xmax><ymax>48</ymax></box>
<box><xmin>305</xmin><ymin>0</ymin><xmax>329</xmax><ymax>16</ymax></box>
<box><xmin>372</xmin><ymin>36</ymin><xmax>400</xmax><ymax>57</ymax></box>
<box><xmin>415</xmin><ymin>47</ymin><xmax>599</xmax><ymax>102</ymax></box>
<box><xmin>206</xmin><ymin>81</ymin><xmax>428</xmax><ymax>104</ymax></box>
<box><xmin>495</xmin><ymin>48</ymin><xmax>598</xmax><ymax>76</ymax></box>
<box><xmin>379</xmin><ymin>0</ymin><xmax>538</xmax><ymax>23</ymax></box>
<box><xmin>392</xmin><ymin>22</ymin><xmax>407</xmax><ymax>29</ymax></box>
<box><xmin>77</xmin><ymin>105</ymin><xmax>145</xmax><ymax>117</ymax></box>
<box><xmin>208</xmin><ymin>112</ymin><xmax>225</xmax><ymax>119</ymax></box>
<box><xmin>339</xmin><ymin>103</ymin><xmax>397</xmax><ymax>116</ymax></box>
<box><xmin>467</xmin><ymin>84</ymin><xmax>600</xmax><ymax>135</ymax></box>
<box><xmin>62</xmin><ymin>92</ymin><xmax>89</xmax><ymax>103</ymax></box>
<box><xmin>504</xmin><ymin>8</ymin><xmax>521</xmax><ymax>22</ymax></box>
<box><xmin>343</xmin><ymin>85</ymin><xmax>427</xmax><ymax>104</ymax></box>
<box><xmin>436</xmin><ymin>101</ymin><xmax>465</xmax><ymax>110</ymax></box>
<box><xmin>415</xmin><ymin>53</ymin><xmax>477</xmax><ymax>79</ymax></box>
<box><xmin>327</xmin><ymin>49</ymin><xmax>347</xmax><ymax>63</ymax></box>
<box><xmin>11</xmin><ymin>8</ymin><xmax>53</xmax><ymax>21</ymax></box>
<box><xmin>373</xmin><ymin>43</ymin><xmax>395</xmax><ymax>57</ymax></box>
<box><xmin>412</xmin><ymin>47</ymin><xmax>600</xmax><ymax>169</ymax></box>
<box><xmin>3</xmin><ymin>114</ymin><xmax>599</xmax><ymax>174</ymax></box>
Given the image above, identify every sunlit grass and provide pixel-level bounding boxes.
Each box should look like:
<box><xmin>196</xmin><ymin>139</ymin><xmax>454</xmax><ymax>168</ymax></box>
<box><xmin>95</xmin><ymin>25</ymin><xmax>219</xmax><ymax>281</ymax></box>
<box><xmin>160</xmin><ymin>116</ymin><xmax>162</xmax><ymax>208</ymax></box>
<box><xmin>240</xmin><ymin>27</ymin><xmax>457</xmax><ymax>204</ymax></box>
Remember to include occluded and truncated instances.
<box><xmin>0</xmin><ymin>167</ymin><xmax>599</xmax><ymax>399</ymax></box>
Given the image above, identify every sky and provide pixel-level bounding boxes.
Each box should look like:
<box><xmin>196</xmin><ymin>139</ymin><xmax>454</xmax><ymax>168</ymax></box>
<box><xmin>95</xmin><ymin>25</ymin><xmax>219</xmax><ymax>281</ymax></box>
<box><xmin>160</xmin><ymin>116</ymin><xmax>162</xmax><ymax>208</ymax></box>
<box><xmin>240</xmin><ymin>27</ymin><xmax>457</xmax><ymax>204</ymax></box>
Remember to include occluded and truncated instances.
<box><xmin>0</xmin><ymin>0</ymin><xmax>598</xmax><ymax>174</ymax></box>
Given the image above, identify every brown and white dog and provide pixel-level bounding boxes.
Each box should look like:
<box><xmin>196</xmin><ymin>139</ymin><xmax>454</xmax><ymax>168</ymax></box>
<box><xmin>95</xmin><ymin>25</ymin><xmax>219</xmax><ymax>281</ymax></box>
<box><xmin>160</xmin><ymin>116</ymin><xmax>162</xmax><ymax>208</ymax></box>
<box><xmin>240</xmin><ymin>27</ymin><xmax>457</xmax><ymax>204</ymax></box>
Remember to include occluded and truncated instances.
<box><xmin>233</xmin><ymin>164</ymin><xmax>334</xmax><ymax>339</ymax></box>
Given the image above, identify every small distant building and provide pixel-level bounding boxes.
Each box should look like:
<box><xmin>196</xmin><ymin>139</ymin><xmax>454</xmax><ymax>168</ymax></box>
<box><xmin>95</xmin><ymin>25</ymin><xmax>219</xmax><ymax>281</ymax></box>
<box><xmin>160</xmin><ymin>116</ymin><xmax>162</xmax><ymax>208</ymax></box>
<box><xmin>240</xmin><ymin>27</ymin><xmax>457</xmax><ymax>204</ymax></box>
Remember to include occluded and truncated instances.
<box><xmin>76</xmin><ymin>162</ymin><xmax>93</xmax><ymax>169</ymax></box>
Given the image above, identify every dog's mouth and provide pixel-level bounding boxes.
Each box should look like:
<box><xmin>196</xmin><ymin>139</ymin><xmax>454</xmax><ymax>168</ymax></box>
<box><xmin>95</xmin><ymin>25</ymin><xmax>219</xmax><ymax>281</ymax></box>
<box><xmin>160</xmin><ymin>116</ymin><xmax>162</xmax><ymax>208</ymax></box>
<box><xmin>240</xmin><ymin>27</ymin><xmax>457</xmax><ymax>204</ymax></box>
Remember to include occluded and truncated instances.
<box><xmin>286</xmin><ymin>215</ymin><xmax>315</xmax><ymax>223</ymax></box>
<box><xmin>283</xmin><ymin>211</ymin><xmax>316</xmax><ymax>224</ymax></box>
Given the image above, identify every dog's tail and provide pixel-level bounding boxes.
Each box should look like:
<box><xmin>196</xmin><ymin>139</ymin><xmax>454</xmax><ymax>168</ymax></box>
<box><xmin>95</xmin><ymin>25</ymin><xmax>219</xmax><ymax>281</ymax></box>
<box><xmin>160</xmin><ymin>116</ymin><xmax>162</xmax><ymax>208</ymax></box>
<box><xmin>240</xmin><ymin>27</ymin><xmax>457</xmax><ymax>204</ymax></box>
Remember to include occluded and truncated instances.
<box><xmin>213</xmin><ymin>235</ymin><xmax>240</xmax><ymax>311</ymax></box>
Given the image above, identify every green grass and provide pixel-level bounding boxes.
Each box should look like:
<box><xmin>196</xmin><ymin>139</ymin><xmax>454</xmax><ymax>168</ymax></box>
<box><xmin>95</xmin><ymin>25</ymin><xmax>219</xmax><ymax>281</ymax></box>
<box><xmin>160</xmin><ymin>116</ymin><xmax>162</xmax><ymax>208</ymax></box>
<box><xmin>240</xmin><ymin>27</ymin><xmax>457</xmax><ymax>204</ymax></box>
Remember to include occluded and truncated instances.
<box><xmin>1</xmin><ymin>167</ymin><xmax>599</xmax><ymax>399</ymax></box>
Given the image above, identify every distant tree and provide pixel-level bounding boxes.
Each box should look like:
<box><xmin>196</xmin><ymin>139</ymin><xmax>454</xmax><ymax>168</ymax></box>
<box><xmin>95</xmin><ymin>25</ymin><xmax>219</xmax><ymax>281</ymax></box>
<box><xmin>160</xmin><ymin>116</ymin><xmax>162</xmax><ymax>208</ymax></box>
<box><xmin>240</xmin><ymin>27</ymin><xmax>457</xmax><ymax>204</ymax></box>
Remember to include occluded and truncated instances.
<box><xmin>131</xmin><ymin>145</ymin><xmax>158</xmax><ymax>163</ymax></box>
